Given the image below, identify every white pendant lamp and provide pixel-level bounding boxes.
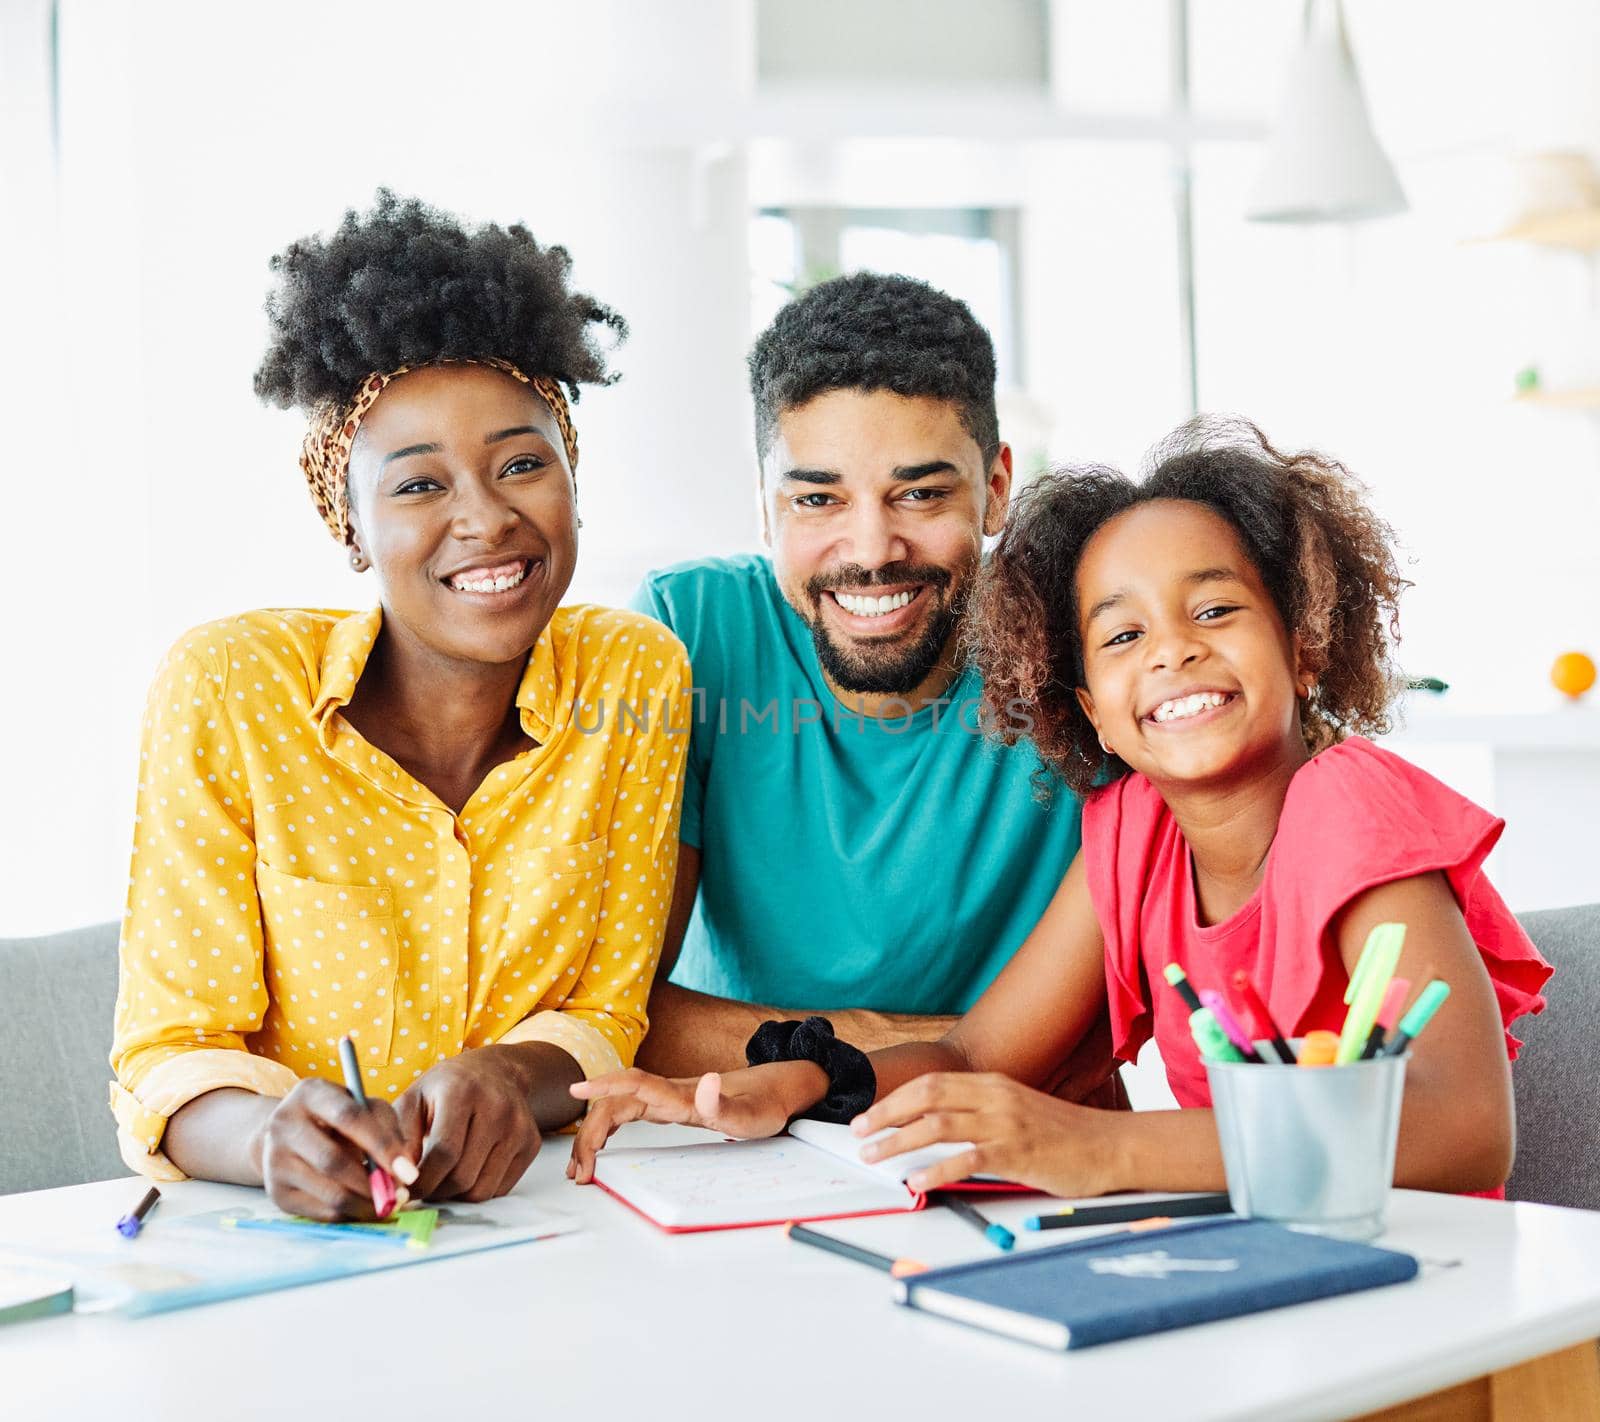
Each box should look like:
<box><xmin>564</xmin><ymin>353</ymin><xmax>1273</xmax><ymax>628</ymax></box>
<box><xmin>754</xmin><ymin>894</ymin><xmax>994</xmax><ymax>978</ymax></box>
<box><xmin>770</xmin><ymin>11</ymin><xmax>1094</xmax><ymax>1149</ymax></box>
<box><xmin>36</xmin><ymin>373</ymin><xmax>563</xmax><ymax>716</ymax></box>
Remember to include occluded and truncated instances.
<box><xmin>1246</xmin><ymin>0</ymin><xmax>1407</xmax><ymax>224</ymax></box>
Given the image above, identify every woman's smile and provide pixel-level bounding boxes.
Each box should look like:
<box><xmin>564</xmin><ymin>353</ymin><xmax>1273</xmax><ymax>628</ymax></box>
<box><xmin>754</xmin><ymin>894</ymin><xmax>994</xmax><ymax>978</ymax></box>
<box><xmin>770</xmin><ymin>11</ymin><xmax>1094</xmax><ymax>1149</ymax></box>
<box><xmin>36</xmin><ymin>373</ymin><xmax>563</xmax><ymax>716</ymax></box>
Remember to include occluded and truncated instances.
<box><xmin>440</xmin><ymin>555</ymin><xmax>544</xmax><ymax>603</ymax></box>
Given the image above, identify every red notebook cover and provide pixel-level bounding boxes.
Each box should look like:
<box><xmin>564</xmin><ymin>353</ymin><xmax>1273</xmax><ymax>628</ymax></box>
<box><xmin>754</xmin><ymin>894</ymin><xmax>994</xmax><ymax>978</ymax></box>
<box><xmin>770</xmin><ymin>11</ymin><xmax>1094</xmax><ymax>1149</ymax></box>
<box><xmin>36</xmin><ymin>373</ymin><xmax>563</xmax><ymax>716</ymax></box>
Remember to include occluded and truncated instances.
<box><xmin>590</xmin><ymin>1176</ymin><xmax>929</xmax><ymax>1234</ymax></box>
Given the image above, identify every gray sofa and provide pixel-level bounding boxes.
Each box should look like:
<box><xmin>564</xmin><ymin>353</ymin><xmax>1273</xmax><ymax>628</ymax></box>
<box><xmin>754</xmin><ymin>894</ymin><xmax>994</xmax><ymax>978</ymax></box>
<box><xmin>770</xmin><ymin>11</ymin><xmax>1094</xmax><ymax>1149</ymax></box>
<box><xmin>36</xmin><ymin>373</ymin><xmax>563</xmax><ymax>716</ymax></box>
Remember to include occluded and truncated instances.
<box><xmin>1</xmin><ymin>907</ymin><xmax>1595</xmax><ymax>1201</ymax></box>
<box><xmin>1506</xmin><ymin>905</ymin><xmax>1599</xmax><ymax>1210</ymax></box>
<box><xmin>1</xmin><ymin>922</ymin><xmax>128</xmax><ymax>1193</ymax></box>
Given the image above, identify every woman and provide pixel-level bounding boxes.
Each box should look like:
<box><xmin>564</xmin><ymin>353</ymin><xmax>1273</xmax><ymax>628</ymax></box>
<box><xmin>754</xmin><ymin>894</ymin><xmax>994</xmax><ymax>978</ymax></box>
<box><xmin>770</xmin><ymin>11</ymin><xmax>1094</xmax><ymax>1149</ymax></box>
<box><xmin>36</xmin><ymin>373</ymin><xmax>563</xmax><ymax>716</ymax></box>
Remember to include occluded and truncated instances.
<box><xmin>111</xmin><ymin>192</ymin><xmax>689</xmax><ymax>1220</ymax></box>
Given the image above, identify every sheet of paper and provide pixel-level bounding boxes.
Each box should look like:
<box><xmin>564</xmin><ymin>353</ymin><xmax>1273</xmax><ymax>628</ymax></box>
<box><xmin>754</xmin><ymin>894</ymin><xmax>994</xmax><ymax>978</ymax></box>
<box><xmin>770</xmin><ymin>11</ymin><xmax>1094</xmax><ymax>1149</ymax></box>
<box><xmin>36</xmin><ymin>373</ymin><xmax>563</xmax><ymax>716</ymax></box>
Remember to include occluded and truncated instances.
<box><xmin>0</xmin><ymin>1266</ymin><xmax>74</xmax><ymax>1324</ymax></box>
<box><xmin>0</xmin><ymin>1194</ymin><xmax>581</xmax><ymax>1317</ymax></box>
<box><xmin>786</xmin><ymin>1119</ymin><xmax>983</xmax><ymax>1187</ymax></box>
<box><xmin>591</xmin><ymin>1135</ymin><xmax>916</xmax><ymax>1228</ymax></box>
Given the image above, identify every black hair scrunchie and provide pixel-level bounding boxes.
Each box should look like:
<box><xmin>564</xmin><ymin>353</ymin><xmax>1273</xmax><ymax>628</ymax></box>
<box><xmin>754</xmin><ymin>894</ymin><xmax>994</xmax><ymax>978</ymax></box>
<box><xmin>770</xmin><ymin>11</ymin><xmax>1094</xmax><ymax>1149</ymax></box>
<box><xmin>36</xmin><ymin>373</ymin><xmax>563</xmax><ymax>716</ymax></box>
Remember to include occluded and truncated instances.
<box><xmin>745</xmin><ymin>1016</ymin><xmax>876</xmax><ymax>1124</ymax></box>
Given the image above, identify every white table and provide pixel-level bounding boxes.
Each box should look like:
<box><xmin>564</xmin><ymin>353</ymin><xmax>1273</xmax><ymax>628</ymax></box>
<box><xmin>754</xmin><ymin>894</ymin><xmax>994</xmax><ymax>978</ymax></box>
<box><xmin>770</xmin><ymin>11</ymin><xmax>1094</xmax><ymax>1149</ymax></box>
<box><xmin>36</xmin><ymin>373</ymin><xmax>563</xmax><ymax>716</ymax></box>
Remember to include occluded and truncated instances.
<box><xmin>4</xmin><ymin>1123</ymin><xmax>1599</xmax><ymax>1422</ymax></box>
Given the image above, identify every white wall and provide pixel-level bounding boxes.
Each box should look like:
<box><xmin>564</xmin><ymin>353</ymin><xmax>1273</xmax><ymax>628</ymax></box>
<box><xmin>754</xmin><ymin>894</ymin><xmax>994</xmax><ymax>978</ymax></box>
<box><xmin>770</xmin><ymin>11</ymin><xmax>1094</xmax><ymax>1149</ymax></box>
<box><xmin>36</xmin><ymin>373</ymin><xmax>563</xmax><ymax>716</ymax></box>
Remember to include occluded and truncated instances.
<box><xmin>1</xmin><ymin>0</ymin><xmax>762</xmax><ymax>935</ymax></box>
<box><xmin>1191</xmin><ymin>0</ymin><xmax>1600</xmax><ymax>716</ymax></box>
<box><xmin>3</xmin><ymin>0</ymin><xmax>1598</xmax><ymax>935</ymax></box>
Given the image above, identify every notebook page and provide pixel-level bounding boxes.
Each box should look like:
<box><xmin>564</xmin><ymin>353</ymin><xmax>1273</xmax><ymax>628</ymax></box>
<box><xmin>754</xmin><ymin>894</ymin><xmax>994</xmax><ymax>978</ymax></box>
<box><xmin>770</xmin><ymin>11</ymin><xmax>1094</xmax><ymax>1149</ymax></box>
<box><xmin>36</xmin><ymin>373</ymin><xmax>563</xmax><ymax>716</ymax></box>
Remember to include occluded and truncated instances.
<box><xmin>590</xmin><ymin>1135</ymin><xmax>916</xmax><ymax>1228</ymax></box>
<box><xmin>786</xmin><ymin>1119</ymin><xmax>984</xmax><ymax>1187</ymax></box>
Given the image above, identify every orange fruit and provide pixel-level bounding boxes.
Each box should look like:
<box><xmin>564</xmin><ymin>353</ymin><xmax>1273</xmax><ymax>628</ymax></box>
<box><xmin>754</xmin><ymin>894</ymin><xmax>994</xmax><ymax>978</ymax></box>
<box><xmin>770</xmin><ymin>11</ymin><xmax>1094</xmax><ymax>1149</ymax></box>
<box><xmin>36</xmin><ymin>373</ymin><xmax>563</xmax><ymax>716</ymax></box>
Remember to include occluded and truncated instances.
<box><xmin>1551</xmin><ymin>651</ymin><xmax>1597</xmax><ymax>699</ymax></box>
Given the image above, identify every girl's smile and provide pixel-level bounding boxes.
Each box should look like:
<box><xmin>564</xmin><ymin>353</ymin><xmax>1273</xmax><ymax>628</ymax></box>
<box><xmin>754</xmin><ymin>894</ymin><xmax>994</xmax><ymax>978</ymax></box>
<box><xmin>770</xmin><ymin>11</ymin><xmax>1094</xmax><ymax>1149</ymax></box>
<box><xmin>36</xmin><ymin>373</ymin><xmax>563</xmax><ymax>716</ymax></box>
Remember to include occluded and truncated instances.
<box><xmin>1142</xmin><ymin>687</ymin><xmax>1240</xmax><ymax>727</ymax></box>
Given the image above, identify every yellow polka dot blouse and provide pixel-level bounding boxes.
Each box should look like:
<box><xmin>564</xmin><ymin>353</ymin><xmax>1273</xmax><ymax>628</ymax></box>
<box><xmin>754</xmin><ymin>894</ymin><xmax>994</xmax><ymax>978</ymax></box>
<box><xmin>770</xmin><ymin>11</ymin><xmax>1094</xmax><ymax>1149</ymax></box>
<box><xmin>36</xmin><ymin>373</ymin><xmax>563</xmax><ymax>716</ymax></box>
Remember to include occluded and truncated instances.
<box><xmin>110</xmin><ymin>604</ymin><xmax>689</xmax><ymax>1179</ymax></box>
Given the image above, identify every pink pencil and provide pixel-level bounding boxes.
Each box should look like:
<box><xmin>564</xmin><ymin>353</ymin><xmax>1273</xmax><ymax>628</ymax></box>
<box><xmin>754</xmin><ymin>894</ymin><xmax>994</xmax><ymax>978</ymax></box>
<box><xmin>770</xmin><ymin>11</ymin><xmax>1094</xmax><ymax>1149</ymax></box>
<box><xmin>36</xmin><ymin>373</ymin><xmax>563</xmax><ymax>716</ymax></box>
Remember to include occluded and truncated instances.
<box><xmin>337</xmin><ymin>1034</ymin><xmax>396</xmax><ymax>1218</ymax></box>
<box><xmin>1360</xmin><ymin>977</ymin><xmax>1412</xmax><ymax>1059</ymax></box>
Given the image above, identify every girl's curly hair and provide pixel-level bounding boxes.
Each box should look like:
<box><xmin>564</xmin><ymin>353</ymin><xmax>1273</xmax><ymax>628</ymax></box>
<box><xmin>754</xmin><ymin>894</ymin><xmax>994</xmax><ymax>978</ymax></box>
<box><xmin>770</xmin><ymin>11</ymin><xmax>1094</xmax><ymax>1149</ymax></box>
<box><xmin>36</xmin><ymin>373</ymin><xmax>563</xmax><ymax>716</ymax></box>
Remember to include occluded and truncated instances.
<box><xmin>969</xmin><ymin>417</ymin><xmax>1411</xmax><ymax>797</ymax></box>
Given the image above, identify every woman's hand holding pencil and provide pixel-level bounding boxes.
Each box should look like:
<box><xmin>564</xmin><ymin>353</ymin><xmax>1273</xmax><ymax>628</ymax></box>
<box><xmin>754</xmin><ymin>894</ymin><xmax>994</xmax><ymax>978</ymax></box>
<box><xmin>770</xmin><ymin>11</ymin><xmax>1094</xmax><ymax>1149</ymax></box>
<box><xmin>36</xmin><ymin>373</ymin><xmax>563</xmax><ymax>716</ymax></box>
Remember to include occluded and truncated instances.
<box><xmin>251</xmin><ymin>1073</ymin><xmax>418</xmax><ymax>1223</ymax></box>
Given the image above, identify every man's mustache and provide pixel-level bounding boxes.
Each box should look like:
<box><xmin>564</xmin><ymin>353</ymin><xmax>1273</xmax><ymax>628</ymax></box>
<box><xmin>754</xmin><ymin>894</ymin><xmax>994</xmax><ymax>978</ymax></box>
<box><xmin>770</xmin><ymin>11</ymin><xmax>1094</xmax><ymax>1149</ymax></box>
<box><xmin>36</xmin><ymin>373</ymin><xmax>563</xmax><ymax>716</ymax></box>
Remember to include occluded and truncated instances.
<box><xmin>802</xmin><ymin>563</ymin><xmax>955</xmax><ymax>600</ymax></box>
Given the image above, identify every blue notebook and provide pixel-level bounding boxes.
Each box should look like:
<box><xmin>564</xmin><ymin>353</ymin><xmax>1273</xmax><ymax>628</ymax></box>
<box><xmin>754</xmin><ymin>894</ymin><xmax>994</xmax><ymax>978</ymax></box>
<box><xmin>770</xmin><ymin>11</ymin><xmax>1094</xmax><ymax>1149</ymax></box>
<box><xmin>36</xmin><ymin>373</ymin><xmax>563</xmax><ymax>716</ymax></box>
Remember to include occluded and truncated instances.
<box><xmin>894</xmin><ymin>1217</ymin><xmax>1418</xmax><ymax>1350</ymax></box>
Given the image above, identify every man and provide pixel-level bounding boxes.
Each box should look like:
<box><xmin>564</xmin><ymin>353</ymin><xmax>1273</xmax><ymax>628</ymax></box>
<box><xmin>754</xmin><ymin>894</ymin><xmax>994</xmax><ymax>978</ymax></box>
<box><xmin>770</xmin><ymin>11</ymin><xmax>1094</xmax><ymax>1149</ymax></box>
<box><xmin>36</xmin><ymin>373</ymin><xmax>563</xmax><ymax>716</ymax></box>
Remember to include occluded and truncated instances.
<box><xmin>631</xmin><ymin>273</ymin><xmax>1109</xmax><ymax>1093</ymax></box>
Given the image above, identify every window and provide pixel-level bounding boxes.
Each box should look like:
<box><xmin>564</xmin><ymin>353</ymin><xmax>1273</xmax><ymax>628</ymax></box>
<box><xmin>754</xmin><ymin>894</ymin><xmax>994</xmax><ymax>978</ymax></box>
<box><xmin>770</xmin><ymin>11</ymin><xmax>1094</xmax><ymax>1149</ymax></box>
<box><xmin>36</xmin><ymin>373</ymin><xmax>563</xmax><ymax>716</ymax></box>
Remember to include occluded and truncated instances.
<box><xmin>751</xmin><ymin>206</ymin><xmax>1021</xmax><ymax>386</ymax></box>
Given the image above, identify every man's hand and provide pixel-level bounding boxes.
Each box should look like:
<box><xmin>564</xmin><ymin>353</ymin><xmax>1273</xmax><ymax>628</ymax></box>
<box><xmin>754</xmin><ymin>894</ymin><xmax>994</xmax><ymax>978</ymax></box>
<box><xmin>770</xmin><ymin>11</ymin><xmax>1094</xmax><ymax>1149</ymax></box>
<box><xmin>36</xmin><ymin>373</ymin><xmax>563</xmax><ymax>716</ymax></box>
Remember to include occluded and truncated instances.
<box><xmin>395</xmin><ymin>1049</ymin><xmax>544</xmax><ymax>1203</ymax></box>
<box><xmin>637</xmin><ymin>982</ymin><xmax>959</xmax><ymax>1078</ymax></box>
<box><xmin>565</xmin><ymin>1061</ymin><xmax>826</xmax><ymax>1183</ymax></box>
<box><xmin>252</xmin><ymin>1078</ymin><xmax>418</xmax><ymax>1222</ymax></box>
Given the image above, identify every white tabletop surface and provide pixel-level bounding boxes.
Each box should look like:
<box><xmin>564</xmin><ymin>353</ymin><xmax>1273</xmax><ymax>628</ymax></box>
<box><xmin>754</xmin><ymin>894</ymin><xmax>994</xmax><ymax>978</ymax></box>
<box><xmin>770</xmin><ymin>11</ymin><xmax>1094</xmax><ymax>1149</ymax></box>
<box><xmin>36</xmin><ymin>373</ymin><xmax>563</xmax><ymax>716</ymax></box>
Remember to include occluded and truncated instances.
<box><xmin>4</xmin><ymin>1122</ymin><xmax>1600</xmax><ymax>1422</ymax></box>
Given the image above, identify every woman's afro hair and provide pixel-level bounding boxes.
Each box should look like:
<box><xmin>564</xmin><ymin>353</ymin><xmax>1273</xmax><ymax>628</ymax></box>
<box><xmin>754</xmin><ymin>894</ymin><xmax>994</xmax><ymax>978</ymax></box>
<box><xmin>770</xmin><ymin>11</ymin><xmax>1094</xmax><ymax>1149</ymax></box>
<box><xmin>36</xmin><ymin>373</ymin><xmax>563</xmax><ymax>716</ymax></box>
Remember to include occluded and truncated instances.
<box><xmin>969</xmin><ymin>416</ymin><xmax>1412</xmax><ymax>798</ymax></box>
<box><xmin>254</xmin><ymin>189</ymin><xmax>626</xmax><ymax>411</ymax></box>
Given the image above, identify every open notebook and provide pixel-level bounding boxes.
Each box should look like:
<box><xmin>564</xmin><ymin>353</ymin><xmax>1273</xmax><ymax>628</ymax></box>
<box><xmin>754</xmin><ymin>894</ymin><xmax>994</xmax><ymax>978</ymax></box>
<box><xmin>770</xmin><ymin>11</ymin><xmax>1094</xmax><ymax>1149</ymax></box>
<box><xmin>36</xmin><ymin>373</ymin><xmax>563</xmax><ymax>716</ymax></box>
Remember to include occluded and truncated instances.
<box><xmin>590</xmin><ymin>1119</ymin><xmax>1021</xmax><ymax>1233</ymax></box>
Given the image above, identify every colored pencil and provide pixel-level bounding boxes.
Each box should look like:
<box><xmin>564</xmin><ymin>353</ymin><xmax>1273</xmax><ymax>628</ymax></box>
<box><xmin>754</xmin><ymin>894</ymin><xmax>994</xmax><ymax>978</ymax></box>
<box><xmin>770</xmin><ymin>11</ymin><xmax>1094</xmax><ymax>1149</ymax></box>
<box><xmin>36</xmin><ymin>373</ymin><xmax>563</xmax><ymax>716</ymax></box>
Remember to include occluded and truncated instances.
<box><xmin>1025</xmin><ymin>1193</ymin><xmax>1233</xmax><ymax>1231</ymax></box>
<box><xmin>337</xmin><ymin>1034</ymin><xmax>397</xmax><ymax>1218</ymax></box>
<box><xmin>115</xmin><ymin>1186</ymin><xmax>161</xmax><ymax>1239</ymax></box>
<box><xmin>785</xmin><ymin>1222</ymin><xmax>927</xmax><ymax>1277</ymax></box>
<box><xmin>1231</xmin><ymin>970</ymin><xmax>1296</xmax><ymax>1064</ymax></box>
<box><xmin>945</xmin><ymin>1196</ymin><xmax>1015</xmax><ymax>1251</ymax></box>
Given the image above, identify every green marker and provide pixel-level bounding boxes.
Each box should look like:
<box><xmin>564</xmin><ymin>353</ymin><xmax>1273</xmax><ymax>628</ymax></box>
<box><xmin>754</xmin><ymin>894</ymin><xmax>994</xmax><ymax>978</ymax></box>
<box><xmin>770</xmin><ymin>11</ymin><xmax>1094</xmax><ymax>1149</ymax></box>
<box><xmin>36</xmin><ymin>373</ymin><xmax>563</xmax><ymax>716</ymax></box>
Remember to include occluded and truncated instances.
<box><xmin>1338</xmin><ymin>923</ymin><xmax>1406</xmax><ymax>1064</ymax></box>
<box><xmin>1190</xmin><ymin>1006</ymin><xmax>1245</xmax><ymax>1064</ymax></box>
<box><xmin>1379</xmin><ymin>981</ymin><xmax>1450</xmax><ymax>1056</ymax></box>
<box><xmin>1344</xmin><ymin>922</ymin><xmax>1405</xmax><ymax>1006</ymax></box>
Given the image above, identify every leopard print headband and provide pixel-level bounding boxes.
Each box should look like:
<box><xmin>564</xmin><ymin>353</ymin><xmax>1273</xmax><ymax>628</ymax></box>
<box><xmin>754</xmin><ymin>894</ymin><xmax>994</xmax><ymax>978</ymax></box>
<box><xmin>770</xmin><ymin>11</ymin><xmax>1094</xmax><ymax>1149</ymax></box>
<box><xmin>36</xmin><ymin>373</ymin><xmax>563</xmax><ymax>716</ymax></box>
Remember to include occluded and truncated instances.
<box><xmin>299</xmin><ymin>357</ymin><xmax>578</xmax><ymax>545</ymax></box>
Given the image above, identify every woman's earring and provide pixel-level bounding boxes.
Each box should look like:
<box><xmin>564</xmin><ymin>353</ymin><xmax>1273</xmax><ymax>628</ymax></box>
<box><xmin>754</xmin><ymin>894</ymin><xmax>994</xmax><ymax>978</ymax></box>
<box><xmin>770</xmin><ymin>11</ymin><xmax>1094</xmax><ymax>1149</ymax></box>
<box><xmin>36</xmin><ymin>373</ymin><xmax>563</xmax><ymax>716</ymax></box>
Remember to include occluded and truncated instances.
<box><xmin>1099</xmin><ymin>738</ymin><xmax>1114</xmax><ymax>756</ymax></box>
<box><xmin>348</xmin><ymin>548</ymin><xmax>368</xmax><ymax>573</ymax></box>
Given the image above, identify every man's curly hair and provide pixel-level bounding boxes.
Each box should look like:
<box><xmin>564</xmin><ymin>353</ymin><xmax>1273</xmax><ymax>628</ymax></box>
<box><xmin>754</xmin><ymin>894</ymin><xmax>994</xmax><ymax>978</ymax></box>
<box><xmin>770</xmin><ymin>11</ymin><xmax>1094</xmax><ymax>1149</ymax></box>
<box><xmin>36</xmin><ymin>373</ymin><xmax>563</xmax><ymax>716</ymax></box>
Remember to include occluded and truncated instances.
<box><xmin>970</xmin><ymin>417</ymin><xmax>1411</xmax><ymax>797</ymax></box>
<box><xmin>253</xmin><ymin>189</ymin><xmax>626</xmax><ymax>411</ymax></box>
<box><xmin>748</xmin><ymin>271</ymin><xmax>999</xmax><ymax>463</ymax></box>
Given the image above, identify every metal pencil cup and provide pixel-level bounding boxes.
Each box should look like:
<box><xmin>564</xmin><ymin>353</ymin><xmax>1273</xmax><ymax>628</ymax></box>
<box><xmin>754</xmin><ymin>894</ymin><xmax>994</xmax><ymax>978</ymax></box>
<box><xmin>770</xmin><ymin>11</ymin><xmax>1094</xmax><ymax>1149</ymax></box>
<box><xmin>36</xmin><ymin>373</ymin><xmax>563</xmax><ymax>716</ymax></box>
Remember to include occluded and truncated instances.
<box><xmin>1207</xmin><ymin>1042</ymin><xmax>1408</xmax><ymax>1241</ymax></box>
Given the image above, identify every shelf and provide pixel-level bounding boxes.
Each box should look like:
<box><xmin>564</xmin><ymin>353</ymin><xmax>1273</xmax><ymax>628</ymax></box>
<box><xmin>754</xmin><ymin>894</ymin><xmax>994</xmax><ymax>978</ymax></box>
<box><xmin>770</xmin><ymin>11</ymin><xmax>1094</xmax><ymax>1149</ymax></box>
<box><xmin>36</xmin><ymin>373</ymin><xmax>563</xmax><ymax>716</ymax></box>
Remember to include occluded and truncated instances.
<box><xmin>1386</xmin><ymin>705</ymin><xmax>1600</xmax><ymax>750</ymax></box>
<box><xmin>1477</xmin><ymin>209</ymin><xmax>1600</xmax><ymax>251</ymax></box>
<box><xmin>1513</xmin><ymin>387</ymin><xmax>1600</xmax><ymax>410</ymax></box>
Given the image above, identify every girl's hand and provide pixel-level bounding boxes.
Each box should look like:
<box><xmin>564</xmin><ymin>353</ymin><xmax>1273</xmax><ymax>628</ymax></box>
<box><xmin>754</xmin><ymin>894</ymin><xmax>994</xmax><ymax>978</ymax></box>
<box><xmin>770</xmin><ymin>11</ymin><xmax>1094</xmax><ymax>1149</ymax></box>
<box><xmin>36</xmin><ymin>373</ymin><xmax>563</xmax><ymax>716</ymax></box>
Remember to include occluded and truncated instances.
<box><xmin>566</xmin><ymin>1061</ymin><xmax>827</xmax><ymax>1183</ymax></box>
<box><xmin>852</xmin><ymin>1072</ymin><xmax>1121</xmax><ymax>1196</ymax></box>
<box><xmin>394</xmin><ymin>1051</ymin><xmax>543</xmax><ymax>1203</ymax></box>
<box><xmin>253</xmin><ymin>1078</ymin><xmax>417</xmax><ymax>1222</ymax></box>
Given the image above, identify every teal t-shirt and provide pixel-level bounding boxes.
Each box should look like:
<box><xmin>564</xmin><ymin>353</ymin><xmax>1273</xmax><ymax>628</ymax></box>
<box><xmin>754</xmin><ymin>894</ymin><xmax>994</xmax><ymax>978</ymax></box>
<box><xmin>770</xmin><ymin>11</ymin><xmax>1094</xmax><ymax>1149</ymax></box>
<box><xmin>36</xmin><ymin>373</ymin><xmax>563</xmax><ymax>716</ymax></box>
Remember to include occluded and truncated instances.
<box><xmin>630</xmin><ymin>553</ymin><xmax>1083</xmax><ymax>1015</ymax></box>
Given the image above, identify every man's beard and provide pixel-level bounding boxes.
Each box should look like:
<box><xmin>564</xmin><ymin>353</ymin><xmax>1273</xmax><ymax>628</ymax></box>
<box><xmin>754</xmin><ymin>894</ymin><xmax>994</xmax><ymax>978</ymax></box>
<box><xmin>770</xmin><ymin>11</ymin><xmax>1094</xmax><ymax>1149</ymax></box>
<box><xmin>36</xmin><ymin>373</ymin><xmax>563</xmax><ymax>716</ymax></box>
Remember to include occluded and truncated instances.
<box><xmin>797</xmin><ymin>562</ymin><xmax>967</xmax><ymax>695</ymax></box>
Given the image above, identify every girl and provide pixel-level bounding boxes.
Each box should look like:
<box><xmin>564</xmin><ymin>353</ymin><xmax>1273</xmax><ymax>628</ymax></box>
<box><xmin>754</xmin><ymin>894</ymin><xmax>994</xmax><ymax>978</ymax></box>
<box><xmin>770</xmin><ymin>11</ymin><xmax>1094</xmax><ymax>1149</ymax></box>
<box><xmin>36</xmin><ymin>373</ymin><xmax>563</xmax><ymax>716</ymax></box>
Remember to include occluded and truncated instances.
<box><xmin>567</xmin><ymin>418</ymin><xmax>1550</xmax><ymax>1198</ymax></box>
<box><xmin>111</xmin><ymin>194</ymin><xmax>689</xmax><ymax>1219</ymax></box>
